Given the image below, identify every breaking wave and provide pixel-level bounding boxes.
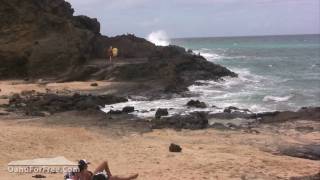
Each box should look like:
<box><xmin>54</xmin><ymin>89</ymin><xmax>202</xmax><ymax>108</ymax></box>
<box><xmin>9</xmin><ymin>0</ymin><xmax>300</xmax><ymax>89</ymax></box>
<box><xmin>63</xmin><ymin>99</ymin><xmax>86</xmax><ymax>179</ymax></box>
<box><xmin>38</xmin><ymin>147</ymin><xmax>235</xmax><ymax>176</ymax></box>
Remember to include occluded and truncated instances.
<box><xmin>147</xmin><ymin>30</ymin><xmax>170</xmax><ymax>46</ymax></box>
<box><xmin>263</xmin><ymin>95</ymin><xmax>293</xmax><ymax>102</ymax></box>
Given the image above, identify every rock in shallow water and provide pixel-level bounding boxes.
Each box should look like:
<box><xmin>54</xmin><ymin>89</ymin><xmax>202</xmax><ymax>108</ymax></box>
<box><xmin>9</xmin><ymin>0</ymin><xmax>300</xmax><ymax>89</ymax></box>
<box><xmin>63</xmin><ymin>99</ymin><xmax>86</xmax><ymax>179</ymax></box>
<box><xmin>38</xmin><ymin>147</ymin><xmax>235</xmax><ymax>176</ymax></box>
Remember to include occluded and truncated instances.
<box><xmin>122</xmin><ymin>106</ymin><xmax>135</xmax><ymax>113</ymax></box>
<box><xmin>152</xmin><ymin>111</ymin><xmax>208</xmax><ymax>130</ymax></box>
<box><xmin>186</xmin><ymin>100</ymin><xmax>207</xmax><ymax>108</ymax></box>
<box><xmin>155</xmin><ymin>108</ymin><xmax>169</xmax><ymax>119</ymax></box>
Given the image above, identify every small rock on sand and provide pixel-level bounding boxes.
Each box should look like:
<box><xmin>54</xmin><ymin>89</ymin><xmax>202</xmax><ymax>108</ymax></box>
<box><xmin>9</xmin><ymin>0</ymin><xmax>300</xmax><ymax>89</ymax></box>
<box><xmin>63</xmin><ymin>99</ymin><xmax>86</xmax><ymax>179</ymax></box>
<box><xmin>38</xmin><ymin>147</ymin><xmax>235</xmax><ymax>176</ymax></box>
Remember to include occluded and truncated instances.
<box><xmin>90</xmin><ymin>83</ymin><xmax>98</xmax><ymax>86</ymax></box>
<box><xmin>169</xmin><ymin>143</ymin><xmax>182</xmax><ymax>153</ymax></box>
<box><xmin>32</xmin><ymin>174</ymin><xmax>46</xmax><ymax>178</ymax></box>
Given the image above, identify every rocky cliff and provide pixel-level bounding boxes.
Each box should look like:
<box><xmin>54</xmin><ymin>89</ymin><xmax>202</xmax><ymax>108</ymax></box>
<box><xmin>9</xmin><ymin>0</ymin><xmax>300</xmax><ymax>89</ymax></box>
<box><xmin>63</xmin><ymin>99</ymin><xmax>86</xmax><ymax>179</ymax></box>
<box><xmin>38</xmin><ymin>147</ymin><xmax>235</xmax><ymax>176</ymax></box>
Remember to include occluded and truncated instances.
<box><xmin>0</xmin><ymin>0</ymin><xmax>236</xmax><ymax>91</ymax></box>
<box><xmin>0</xmin><ymin>0</ymin><xmax>99</xmax><ymax>78</ymax></box>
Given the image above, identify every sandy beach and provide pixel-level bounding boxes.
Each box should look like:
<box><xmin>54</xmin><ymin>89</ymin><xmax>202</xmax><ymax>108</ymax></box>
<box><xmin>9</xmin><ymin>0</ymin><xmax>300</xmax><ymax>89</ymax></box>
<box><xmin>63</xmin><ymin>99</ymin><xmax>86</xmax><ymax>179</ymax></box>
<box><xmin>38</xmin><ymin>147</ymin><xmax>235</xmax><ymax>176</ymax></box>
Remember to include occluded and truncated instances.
<box><xmin>0</xmin><ymin>80</ymin><xmax>319</xmax><ymax>180</ymax></box>
<box><xmin>1</xmin><ymin>0</ymin><xmax>319</xmax><ymax>179</ymax></box>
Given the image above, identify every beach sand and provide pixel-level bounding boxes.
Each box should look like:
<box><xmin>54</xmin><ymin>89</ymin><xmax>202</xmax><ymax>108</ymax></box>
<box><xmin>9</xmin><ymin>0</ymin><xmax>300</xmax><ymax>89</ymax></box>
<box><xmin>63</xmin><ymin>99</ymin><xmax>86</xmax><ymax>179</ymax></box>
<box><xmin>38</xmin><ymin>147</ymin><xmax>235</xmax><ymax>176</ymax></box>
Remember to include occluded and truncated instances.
<box><xmin>0</xmin><ymin>80</ymin><xmax>319</xmax><ymax>180</ymax></box>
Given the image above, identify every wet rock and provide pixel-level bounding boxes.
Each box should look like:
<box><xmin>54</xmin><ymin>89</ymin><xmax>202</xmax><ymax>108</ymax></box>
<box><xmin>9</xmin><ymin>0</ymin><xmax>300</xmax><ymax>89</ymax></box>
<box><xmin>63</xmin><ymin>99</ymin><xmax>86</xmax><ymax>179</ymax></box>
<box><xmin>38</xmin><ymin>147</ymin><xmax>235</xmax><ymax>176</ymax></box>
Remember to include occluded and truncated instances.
<box><xmin>152</xmin><ymin>112</ymin><xmax>208</xmax><ymax>130</ymax></box>
<box><xmin>257</xmin><ymin>107</ymin><xmax>320</xmax><ymax>123</ymax></box>
<box><xmin>155</xmin><ymin>108</ymin><xmax>168</xmax><ymax>119</ymax></box>
<box><xmin>108</xmin><ymin>110</ymin><xmax>123</xmax><ymax>115</ymax></box>
<box><xmin>207</xmin><ymin>106</ymin><xmax>255</xmax><ymax>120</ymax></box>
<box><xmin>169</xmin><ymin>143</ymin><xmax>182</xmax><ymax>153</ymax></box>
<box><xmin>122</xmin><ymin>106</ymin><xmax>134</xmax><ymax>113</ymax></box>
<box><xmin>186</xmin><ymin>100</ymin><xmax>207</xmax><ymax>108</ymax></box>
<box><xmin>223</xmin><ymin>106</ymin><xmax>251</xmax><ymax>114</ymax></box>
<box><xmin>224</xmin><ymin>106</ymin><xmax>238</xmax><ymax>113</ymax></box>
<box><xmin>6</xmin><ymin>93</ymin><xmax>127</xmax><ymax>115</ymax></box>
<box><xmin>90</xmin><ymin>83</ymin><xmax>98</xmax><ymax>87</ymax></box>
<box><xmin>208</xmin><ymin>112</ymin><xmax>254</xmax><ymax>120</ymax></box>
<box><xmin>279</xmin><ymin>144</ymin><xmax>320</xmax><ymax>160</ymax></box>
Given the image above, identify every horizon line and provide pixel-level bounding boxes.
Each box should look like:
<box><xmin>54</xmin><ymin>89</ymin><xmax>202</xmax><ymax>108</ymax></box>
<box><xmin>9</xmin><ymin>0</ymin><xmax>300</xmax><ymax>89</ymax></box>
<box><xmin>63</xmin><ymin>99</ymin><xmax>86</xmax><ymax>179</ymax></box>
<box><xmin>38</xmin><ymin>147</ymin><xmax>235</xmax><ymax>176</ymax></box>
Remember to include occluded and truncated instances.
<box><xmin>170</xmin><ymin>33</ymin><xmax>320</xmax><ymax>40</ymax></box>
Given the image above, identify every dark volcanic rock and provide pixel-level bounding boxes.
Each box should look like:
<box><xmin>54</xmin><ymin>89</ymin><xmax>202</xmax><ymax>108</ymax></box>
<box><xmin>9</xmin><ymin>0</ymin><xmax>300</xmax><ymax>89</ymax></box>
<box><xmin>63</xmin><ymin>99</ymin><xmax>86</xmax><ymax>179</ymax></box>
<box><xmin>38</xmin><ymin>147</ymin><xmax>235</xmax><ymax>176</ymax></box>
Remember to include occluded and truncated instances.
<box><xmin>122</xmin><ymin>106</ymin><xmax>134</xmax><ymax>113</ymax></box>
<box><xmin>290</xmin><ymin>172</ymin><xmax>320</xmax><ymax>180</ymax></box>
<box><xmin>72</xmin><ymin>15</ymin><xmax>100</xmax><ymax>35</ymax></box>
<box><xmin>206</xmin><ymin>106</ymin><xmax>320</xmax><ymax>124</ymax></box>
<box><xmin>0</xmin><ymin>0</ymin><xmax>98</xmax><ymax>78</ymax></box>
<box><xmin>257</xmin><ymin>107</ymin><xmax>320</xmax><ymax>123</ymax></box>
<box><xmin>90</xmin><ymin>83</ymin><xmax>98</xmax><ymax>86</ymax></box>
<box><xmin>210</xmin><ymin>123</ymin><xmax>230</xmax><ymax>130</ymax></box>
<box><xmin>93</xmin><ymin>34</ymin><xmax>156</xmax><ymax>59</ymax></box>
<box><xmin>155</xmin><ymin>108</ymin><xmax>169</xmax><ymax>119</ymax></box>
<box><xmin>279</xmin><ymin>144</ymin><xmax>320</xmax><ymax>160</ymax></box>
<box><xmin>186</xmin><ymin>100</ymin><xmax>207</xmax><ymax>108</ymax></box>
<box><xmin>108</xmin><ymin>110</ymin><xmax>123</xmax><ymax>115</ymax></box>
<box><xmin>6</xmin><ymin>92</ymin><xmax>127</xmax><ymax>115</ymax></box>
<box><xmin>223</xmin><ymin>106</ymin><xmax>251</xmax><ymax>114</ymax></box>
<box><xmin>0</xmin><ymin>0</ymin><xmax>237</xmax><ymax>94</ymax></box>
<box><xmin>209</xmin><ymin>122</ymin><xmax>242</xmax><ymax>131</ymax></box>
<box><xmin>169</xmin><ymin>143</ymin><xmax>182</xmax><ymax>153</ymax></box>
<box><xmin>152</xmin><ymin>112</ymin><xmax>208</xmax><ymax>130</ymax></box>
<box><xmin>32</xmin><ymin>174</ymin><xmax>46</xmax><ymax>178</ymax></box>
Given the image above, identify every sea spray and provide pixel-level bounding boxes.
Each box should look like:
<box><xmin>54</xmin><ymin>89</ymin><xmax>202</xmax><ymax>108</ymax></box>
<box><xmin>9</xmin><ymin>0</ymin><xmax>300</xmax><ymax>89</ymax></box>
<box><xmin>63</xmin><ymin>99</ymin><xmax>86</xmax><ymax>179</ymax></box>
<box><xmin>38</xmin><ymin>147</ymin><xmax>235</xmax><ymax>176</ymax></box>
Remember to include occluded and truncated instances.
<box><xmin>147</xmin><ymin>30</ymin><xmax>170</xmax><ymax>46</ymax></box>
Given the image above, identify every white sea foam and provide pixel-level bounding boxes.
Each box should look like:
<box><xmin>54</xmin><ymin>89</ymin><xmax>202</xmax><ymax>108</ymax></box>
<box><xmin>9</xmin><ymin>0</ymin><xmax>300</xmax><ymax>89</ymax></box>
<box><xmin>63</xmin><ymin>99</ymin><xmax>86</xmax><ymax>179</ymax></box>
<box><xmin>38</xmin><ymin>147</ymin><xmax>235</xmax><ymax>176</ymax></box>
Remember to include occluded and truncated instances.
<box><xmin>147</xmin><ymin>30</ymin><xmax>170</xmax><ymax>46</ymax></box>
<box><xmin>193</xmin><ymin>49</ymin><xmax>223</xmax><ymax>61</ymax></box>
<box><xmin>263</xmin><ymin>95</ymin><xmax>293</xmax><ymax>102</ymax></box>
<box><xmin>194</xmin><ymin>48</ymin><xmax>249</xmax><ymax>62</ymax></box>
<box><xmin>101</xmin><ymin>98</ymin><xmax>223</xmax><ymax>118</ymax></box>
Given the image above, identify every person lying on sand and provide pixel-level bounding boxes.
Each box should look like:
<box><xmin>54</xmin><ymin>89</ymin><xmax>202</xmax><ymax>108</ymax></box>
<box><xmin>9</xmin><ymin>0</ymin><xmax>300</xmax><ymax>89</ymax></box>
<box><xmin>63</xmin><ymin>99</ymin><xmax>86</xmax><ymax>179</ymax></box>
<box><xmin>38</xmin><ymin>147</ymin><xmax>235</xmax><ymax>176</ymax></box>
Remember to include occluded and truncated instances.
<box><xmin>73</xmin><ymin>159</ymin><xmax>138</xmax><ymax>180</ymax></box>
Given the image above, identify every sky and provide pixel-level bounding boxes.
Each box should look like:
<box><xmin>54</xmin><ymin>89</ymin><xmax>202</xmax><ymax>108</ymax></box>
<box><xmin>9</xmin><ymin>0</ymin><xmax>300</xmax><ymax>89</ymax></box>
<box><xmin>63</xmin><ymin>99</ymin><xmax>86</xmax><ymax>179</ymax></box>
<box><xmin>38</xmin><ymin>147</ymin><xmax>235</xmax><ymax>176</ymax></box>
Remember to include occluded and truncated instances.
<box><xmin>66</xmin><ymin>0</ymin><xmax>320</xmax><ymax>38</ymax></box>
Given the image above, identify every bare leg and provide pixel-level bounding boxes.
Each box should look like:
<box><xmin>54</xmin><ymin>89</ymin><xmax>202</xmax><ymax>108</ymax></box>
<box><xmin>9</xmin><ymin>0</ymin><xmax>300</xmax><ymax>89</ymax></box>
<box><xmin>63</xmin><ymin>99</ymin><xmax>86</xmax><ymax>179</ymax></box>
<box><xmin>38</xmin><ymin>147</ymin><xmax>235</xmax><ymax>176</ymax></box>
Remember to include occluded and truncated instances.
<box><xmin>109</xmin><ymin>174</ymin><xmax>139</xmax><ymax>180</ymax></box>
<box><xmin>93</xmin><ymin>161</ymin><xmax>112</xmax><ymax>177</ymax></box>
<box><xmin>93</xmin><ymin>161</ymin><xmax>138</xmax><ymax>180</ymax></box>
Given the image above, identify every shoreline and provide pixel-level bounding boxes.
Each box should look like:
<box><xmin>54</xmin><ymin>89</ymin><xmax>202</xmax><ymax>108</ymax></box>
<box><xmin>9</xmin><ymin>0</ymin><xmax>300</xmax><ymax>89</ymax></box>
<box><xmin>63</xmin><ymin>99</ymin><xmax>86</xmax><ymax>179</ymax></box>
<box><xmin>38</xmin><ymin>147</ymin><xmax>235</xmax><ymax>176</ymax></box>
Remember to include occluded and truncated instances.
<box><xmin>0</xmin><ymin>80</ymin><xmax>319</xmax><ymax>179</ymax></box>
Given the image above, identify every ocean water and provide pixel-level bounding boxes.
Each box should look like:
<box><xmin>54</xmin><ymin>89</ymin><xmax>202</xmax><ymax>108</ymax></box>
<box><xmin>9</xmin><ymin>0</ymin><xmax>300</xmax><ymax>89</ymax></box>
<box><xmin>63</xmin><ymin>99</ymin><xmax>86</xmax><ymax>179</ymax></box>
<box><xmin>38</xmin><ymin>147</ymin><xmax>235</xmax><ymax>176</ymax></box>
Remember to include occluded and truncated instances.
<box><xmin>102</xmin><ymin>34</ymin><xmax>320</xmax><ymax>117</ymax></box>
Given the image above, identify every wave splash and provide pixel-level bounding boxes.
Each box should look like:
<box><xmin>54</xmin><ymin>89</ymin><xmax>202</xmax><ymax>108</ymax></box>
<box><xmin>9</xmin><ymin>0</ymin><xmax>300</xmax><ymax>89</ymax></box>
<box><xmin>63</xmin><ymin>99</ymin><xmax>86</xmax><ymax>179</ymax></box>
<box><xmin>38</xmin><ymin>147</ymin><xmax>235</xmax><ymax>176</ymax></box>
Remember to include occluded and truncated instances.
<box><xmin>147</xmin><ymin>30</ymin><xmax>170</xmax><ymax>46</ymax></box>
<box><xmin>263</xmin><ymin>95</ymin><xmax>293</xmax><ymax>102</ymax></box>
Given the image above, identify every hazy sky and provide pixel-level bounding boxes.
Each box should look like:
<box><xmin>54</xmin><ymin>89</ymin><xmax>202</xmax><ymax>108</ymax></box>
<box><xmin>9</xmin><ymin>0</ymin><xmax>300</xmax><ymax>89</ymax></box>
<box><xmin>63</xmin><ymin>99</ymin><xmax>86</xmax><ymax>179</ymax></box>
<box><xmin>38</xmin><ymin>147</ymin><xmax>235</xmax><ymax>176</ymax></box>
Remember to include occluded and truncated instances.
<box><xmin>66</xmin><ymin>0</ymin><xmax>320</xmax><ymax>38</ymax></box>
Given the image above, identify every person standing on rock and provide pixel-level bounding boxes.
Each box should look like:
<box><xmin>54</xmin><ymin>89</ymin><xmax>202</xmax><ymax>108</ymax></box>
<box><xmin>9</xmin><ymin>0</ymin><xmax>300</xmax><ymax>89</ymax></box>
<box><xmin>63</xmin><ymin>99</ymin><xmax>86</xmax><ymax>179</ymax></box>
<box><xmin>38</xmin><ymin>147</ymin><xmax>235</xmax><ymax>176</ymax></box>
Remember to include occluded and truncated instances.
<box><xmin>107</xmin><ymin>46</ymin><xmax>113</xmax><ymax>64</ymax></box>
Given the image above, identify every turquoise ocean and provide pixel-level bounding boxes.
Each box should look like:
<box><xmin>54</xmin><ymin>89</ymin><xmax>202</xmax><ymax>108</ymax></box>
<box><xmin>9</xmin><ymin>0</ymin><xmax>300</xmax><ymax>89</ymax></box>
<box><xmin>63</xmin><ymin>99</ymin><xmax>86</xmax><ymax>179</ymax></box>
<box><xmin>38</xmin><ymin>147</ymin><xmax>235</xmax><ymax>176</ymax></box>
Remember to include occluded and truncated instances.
<box><xmin>171</xmin><ymin>34</ymin><xmax>320</xmax><ymax>112</ymax></box>
<box><xmin>103</xmin><ymin>34</ymin><xmax>320</xmax><ymax>117</ymax></box>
